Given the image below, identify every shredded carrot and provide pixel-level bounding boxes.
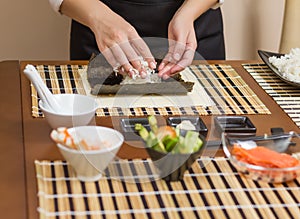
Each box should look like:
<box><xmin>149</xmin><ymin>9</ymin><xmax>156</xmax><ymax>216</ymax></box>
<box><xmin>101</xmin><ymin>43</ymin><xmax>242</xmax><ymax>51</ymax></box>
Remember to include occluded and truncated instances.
<box><xmin>232</xmin><ymin>144</ymin><xmax>300</xmax><ymax>168</ymax></box>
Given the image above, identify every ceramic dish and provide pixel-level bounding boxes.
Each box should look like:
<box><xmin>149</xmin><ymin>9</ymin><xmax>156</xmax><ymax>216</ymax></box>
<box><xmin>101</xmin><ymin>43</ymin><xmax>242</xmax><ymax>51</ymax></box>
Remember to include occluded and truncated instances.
<box><xmin>258</xmin><ymin>50</ymin><xmax>300</xmax><ymax>87</ymax></box>
<box><xmin>39</xmin><ymin>94</ymin><xmax>99</xmax><ymax>128</ymax></box>
<box><xmin>53</xmin><ymin>126</ymin><xmax>124</xmax><ymax>182</ymax></box>
<box><xmin>214</xmin><ymin>116</ymin><xmax>256</xmax><ymax>135</ymax></box>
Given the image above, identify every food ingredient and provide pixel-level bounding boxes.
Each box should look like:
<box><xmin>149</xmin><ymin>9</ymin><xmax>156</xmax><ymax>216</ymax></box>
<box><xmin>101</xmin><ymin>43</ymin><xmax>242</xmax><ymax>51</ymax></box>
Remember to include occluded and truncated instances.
<box><xmin>176</xmin><ymin>120</ymin><xmax>196</xmax><ymax>130</ymax></box>
<box><xmin>232</xmin><ymin>144</ymin><xmax>300</xmax><ymax>168</ymax></box>
<box><xmin>118</xmin><ymin>57</ymin><xmax>162</xmax><ymax>84</ymax></box>
<box><xmin>135</xmin><ymin>115</ymin><xmax>203</xmax><ymax>153</ymax></box>
<box><xmin>269</xmin><ymin>48</ymin><xmax>300</xmax><ymax>82</ymax></box>
<box><xmin>50</xmin><ymin>127</ymin><xmax>111</xmax><ymax>151</ymax></box>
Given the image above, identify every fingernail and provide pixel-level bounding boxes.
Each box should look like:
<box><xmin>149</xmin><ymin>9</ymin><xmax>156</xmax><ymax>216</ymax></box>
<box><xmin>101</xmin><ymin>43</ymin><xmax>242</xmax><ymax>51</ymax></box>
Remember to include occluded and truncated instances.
<box><xmin>128</xmin><ymin>68</ymin><xmax>134</xmax><ymax>77</ymax></box>
<box><xmin>140</xmin><ymin>71</ymin><xmax>147</xmax><ymax>78</ymax></box>
<box><xmin>173</xmin><ymin>53</ymin><xmax>181</xmax><ymax>61</ymax></box>
<box><xmin>150</xmin><ymin>62</ymin><xmax>156</xmax><ymax>69</ymax></box>
<box><xmin>158</xmin><ymin>63</ymin><xmax>165</xmax><ymax>70</ymax></box>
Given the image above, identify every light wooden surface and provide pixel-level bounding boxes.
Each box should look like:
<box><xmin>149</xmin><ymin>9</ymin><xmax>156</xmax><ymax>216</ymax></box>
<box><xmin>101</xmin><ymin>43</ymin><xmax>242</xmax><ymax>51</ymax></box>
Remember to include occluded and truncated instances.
<box><xmin>1</xmin><ymin>60</ymin><xmax>299</xmax><ymax>218</ymax></box>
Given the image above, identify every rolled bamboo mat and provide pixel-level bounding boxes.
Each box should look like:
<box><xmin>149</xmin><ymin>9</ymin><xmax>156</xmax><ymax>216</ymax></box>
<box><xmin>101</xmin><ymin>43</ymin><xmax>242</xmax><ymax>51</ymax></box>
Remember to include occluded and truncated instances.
<box><xmin>243</xmin><ymin>63</ymin><xmax>300</xmax><ymax>128</ymax></box>
<box><xmin>30</xmin><ymin>64</ymin><xmax>270</xmax><ymax>117</ymax></box>
<box><xmin>35</xmin><ymin>157</ymin><xmax>300</xmax><ymax>219</ymax></box>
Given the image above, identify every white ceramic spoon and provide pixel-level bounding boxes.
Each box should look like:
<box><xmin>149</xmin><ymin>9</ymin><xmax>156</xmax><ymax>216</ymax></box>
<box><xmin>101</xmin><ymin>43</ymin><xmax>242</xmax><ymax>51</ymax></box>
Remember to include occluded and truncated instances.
<box><xmin>23</xmin><ymin>64</ymin><xmax>62</xmax><ymax>113</ymax></box>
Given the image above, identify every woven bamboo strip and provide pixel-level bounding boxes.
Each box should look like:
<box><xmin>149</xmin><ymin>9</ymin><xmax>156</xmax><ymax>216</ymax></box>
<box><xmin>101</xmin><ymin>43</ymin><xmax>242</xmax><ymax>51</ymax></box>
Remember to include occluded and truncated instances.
<box><xmin>59</xmin><ymin>65</ymin><xmax>73</xmax><ymax>94</ymax></box>
<box><xmin>180</xmin><ymin>175</ymin><xmax>212</xmax><ymax>218</ymax></box>
<box><xmin>216</xmin><ymin>159</ymin><xmax>265</xmax><ymax>218</ymax></box>
<box><xmin>67</xmin><ymin>180</ymin><xmax>87</xmax><ymax>216</ymax></box>
<box><xmin>71</xmin><ymin>65</ymin><xmax>86</xmax><ymax>95</ymax></box>
<box><xmin>255</xmin><ymin>181</ymin><xmax>292</xmax><ymax>219</ymax></box>
<box><xmin>205</xmin><ymin>160</ymin><xmax>247</xmax><ymax>218</ymax></box>
<box><xmin>53</xmin><ymin>163</ymin><xmax>72</xmax><ymax>217</ymax></box>
<box><xmin>46</xmin><ymin>65</ymin><xmax>61</xmax><ymax>95</ymax></box>
<box><xmin>97</xmin><ymin>178</ymin><xmax>118</xmax><ymax>212</ymax></box>
<box><xmin>267</xmin><ymin>183</ymin><xmax>300</xmax><ymax>218</ymax></box>
<box><xmin>35</xmin><ymin>162</ymin><xmax>48</xmax><ymax>219</ymax></box>
<box><xmin>134</xmin><ymin>163</ymin><xmax>168</xmax><ymax>218</ymax></box>
<box><xmin>190</xmin><ymin>160</ymin><xmax>228</xmax><ymax>218</ymax></box>
<box><xmin>118</xmin><ymin>161</ymin><xmax>151</xmax><ymax>219</ymax></box>
<box><xmin>232</xmin><ymin>78</ymin><xmax>261</xmax><ymax>114</ymax></box>
<box><xmin>42</xmin><ymin>161</ymin><xmax>56</xmax><ymax>217</ymax></box>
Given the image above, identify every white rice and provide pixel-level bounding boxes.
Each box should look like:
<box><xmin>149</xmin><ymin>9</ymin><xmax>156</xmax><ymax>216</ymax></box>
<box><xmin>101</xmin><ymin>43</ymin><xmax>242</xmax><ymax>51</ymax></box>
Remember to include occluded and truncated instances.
<box><xmin>120</xmin><ymin>58</ymin><xmax>161</xmax><ymax>84</ymax></box>
<box><xmin>268</xmin><ymin>48</ymin><xmax>300</xmax><ymax>83</ymax></box>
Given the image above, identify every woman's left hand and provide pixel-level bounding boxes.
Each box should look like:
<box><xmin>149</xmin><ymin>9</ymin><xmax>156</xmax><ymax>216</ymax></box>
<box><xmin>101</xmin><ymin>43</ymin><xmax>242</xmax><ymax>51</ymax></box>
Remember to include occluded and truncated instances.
<box><xmin>158</xmin><ymin>15</ymin><xmax>197</xmax><ymax>79</ymax></box>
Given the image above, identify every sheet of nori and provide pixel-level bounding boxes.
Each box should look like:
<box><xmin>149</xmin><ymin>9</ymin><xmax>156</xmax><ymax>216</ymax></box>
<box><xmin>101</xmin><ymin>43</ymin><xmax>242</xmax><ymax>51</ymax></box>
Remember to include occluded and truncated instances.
<box><xmin>90</xmin><ymin>80</ymin><xmax>194</xmax><ymax>95</ymax></box>
<box><xmin>87</xmin><ymin>54</ymin><xmax>194</xmax><ymax>95</ymax></box>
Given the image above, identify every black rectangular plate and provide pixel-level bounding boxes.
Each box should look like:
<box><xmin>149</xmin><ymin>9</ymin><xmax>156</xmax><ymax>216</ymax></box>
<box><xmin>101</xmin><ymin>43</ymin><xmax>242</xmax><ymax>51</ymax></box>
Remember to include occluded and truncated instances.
<box><xmin>258</xmin><ymin>50</ymin><xmax>300</xmax><ymax>87</ymax></box>
<box><xmin>167</xmin><ymin>116</ymin><xmax>208</xmax><ymax>137</ymax></box>
<box><xmin>214</xmin><ymin>116</ymin><xmax>256</xmax><ymax>134</ymax></box>
<box><xmin>120</xmin><ymin>118</ymin><xmax>150</xmax><ymax>141</ymax></box>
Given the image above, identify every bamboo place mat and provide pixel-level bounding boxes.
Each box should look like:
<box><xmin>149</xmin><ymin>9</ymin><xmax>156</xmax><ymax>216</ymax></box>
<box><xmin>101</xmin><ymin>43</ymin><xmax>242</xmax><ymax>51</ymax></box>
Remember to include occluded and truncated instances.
<box><xmin>30</xmin><ymin>64</ymin><xmax>270</xmax><ymax>117</ymax></box>
<box><xmin>243</xmin><ymin>63</ymin><xmax>300</xmax><ymax>128</ymax></box>
<box><xmin>35</xmin><ymin>157</ymin><xmax>300</xmax><ymax>219</ymax></box>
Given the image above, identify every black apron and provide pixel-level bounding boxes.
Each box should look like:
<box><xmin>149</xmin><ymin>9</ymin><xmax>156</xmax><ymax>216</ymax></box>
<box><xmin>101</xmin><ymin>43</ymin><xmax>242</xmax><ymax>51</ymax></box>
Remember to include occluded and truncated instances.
<box><xmin>70</xmin><ymin>0</ymin><xmax>225</xmax><ymax>60</ymax></box>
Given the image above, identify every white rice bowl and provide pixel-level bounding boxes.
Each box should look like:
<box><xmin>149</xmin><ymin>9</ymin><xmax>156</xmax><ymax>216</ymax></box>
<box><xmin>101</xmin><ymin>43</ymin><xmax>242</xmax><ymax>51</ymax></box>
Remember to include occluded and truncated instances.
<box><xmin>269</xmin><ymin>48</ymin><xmax>300</xmax><ymax>83</ymax></box>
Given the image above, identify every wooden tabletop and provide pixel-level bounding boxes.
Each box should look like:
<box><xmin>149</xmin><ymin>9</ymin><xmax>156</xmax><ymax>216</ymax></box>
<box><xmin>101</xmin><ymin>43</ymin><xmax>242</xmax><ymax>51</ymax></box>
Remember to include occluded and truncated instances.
<box><xmin>1</xmin><ymin>60</ymin><xmax>299</xmax><ymax>219</ymax></box>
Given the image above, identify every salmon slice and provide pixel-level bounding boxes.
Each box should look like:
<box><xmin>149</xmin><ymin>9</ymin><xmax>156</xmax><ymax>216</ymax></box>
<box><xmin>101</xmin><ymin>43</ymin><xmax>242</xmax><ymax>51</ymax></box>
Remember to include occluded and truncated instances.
<box><xmin>232</xmin><ymin>145</ymin><xmax>300</xmax><ymax>168</ymax></box>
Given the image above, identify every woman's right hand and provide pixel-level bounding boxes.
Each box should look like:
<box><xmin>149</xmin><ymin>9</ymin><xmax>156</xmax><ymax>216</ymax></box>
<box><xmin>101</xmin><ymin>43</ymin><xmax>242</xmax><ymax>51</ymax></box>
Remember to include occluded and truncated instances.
<box><xmin>61</xmin><ymin>0</ymin><xmax>156</xmax><ymax>77</ymax></box>
<box><xmin>90</xmin><ymin>11</ymin><xmax>156</xmax><ymax>77</ymax></box>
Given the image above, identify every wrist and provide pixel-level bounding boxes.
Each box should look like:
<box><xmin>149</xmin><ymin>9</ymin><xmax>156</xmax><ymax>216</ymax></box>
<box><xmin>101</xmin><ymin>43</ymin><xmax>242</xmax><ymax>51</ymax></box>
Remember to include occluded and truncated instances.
<box><xmin>86</xmin><ymin>2</ymin><xmax>112</xmax><ymax>32</ymax></box>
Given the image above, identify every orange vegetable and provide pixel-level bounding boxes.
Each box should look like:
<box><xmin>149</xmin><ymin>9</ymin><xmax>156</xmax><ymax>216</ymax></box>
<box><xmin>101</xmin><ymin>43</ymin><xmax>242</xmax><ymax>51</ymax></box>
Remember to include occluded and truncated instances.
<box><xmin>156</xmin><ymin>125</ymin><xmax>177</xmax><ymax>141</ymax></box>
<box><xmin>232</xmin><ymin>144</ymin><xmax>300</xmax><ymax>168</ymax></box>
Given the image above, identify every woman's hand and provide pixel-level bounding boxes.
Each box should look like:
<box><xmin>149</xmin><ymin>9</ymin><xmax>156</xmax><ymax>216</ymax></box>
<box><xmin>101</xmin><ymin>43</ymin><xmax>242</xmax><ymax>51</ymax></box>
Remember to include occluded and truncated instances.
<box><xmin>60</xmin><ymin>0</ymin><xmax>156</xmax><ymax>78</ymax></box>
<box><xmin>158</xmin><ymin>15</ymin><xmax>197</xmax><ymax>79</ymax></box>
<box><xmin>158</xmin><ymin>0</ymin><xmax>218</xmax><ymax>79</ymax></box>
<box><xmin>91</xmin><ymin>11</ymin><xmax>156</xmax><ymax>77</ymax></box>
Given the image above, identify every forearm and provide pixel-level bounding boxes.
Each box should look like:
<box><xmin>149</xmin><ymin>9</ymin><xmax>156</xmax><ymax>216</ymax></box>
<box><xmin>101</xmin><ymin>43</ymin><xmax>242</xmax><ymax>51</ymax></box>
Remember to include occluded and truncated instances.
<box><xmin>175</xmin><ymin>0</ymin><xmax>219</xmax><ymax>22</ymax></box>
<box><xmin>59</xmin><ymin>0</ymin><xmax>113</xmax><ymax>31</ymax></box>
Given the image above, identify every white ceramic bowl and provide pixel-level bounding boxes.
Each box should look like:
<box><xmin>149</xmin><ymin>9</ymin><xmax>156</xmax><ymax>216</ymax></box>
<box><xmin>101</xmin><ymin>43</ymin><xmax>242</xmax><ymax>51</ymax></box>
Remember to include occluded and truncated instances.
<box><xmin>39</xmin><ymin>94</ymin><xmax>99</xmax><ymax>129</ymax></box>
<box><xmin>56</xmin><ymin>126</ymin><xmax>124</xmax><ymax>182</ymax></box>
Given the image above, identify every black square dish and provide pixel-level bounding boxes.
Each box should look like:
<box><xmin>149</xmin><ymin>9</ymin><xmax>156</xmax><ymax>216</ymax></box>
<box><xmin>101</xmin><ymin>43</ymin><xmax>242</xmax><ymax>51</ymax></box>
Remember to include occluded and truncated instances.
<box><xmin>120</xmin><ymin>118</ymin><xmax>150</xmax><ymax>140</ymax></box>
<box><xmin>145</xmin><ymin>134</ymin><xmax>207</xmax><ymax>181</ymax></box>
<box><xmin>167</xmin><ymin>116</ymin><xmax>208</xmax><ymax>137</ymax></box>
<box><xmin>214</xmin><ymin>116</ymin><xmax>256</xmax><ymax>134</ymax></box>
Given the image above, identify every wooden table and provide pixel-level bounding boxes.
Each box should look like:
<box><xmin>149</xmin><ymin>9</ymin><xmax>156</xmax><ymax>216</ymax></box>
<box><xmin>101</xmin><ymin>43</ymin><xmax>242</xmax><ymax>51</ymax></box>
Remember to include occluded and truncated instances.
<box><xmin>1</xmin><ymin>60</ymin><xmax>299</xmax><ymax>219</ymax></box>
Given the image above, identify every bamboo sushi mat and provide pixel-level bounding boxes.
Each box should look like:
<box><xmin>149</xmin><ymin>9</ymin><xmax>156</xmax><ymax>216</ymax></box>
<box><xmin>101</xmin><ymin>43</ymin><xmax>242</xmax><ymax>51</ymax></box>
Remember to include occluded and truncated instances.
<box><xmin>30</xmin><ymin>64</ymin><xmax>270</xmax><ymax>117</ymax></box>
<box><xmin>243</xmin><ymin>63</ymin><xmax>300</xmax><ymax>128</ymax></box>
<box><xmin>35</xmin><ymin>157</ymin><xmax>300</xmax><ymax>219</ymax></box>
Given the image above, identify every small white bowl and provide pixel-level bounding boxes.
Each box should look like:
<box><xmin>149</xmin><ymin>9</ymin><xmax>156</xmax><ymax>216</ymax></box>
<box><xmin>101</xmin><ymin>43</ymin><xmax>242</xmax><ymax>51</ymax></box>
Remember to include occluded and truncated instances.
<box><xmin>39</xmin><ymin>94</ymin><xmax>99</xmax><ymax>129</ymax></box>
<box><xmin>56</xmin><ymin>126</ymin><xmax>124</xmax><ymax>182</ymax></box>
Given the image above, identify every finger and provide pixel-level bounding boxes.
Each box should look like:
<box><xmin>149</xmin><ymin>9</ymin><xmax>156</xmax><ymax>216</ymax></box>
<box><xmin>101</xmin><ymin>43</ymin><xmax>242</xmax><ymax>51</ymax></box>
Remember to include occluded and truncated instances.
<box><xmin>110</xmin><ymin>43</ymin><xmax>144</xmax><ymax>78</ymax></box>
<box><xmin>119</xmin><ymin>41</ymin><xmax>143</xmax><ymax>71</ymax></box>
<box><xmin>158</xmin><ymin>51</ymin><xmax>172</xmax><ymax>71</ymax></box>
<box><xmin>131</xmin><ymin>38</ymin><xmax>156</xmax><ymax>69</ymax></box>
<box><xmin>169</xmin><ymin>48</ymin><xmax>195</xmax><ymax>75</ymax></box>
<box><xmin>158</xmin><ymin>62</ymin><xmax>175</xmax><ymax>79</ymax></box>
<box><xmin>174</xmin><ymin>48</ymin><xmax>195</xmax><ymax>70</ymax></box>
<box><xmin>110</xmin><ymin>44</ymin><xmax>130</xmax><ymax>66</ymax></box>
<box><xmin>102</xmin><ymin>48</ymin><xmax>120</xmax><ymax>69</ymax></box>
<box><xmin>172</xmin><ymin>40</ymin><xmax>185</xmax><ymax>61</ymax></box>
<box><xmin>158</xmin><ymin>47</ymin><xmax>195</xmax><ymax>79</ymax></box>
<box><xmin>118</xmin><ymin>64</ymin><xmax>138</xmax><ymax>78</ymax></box>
